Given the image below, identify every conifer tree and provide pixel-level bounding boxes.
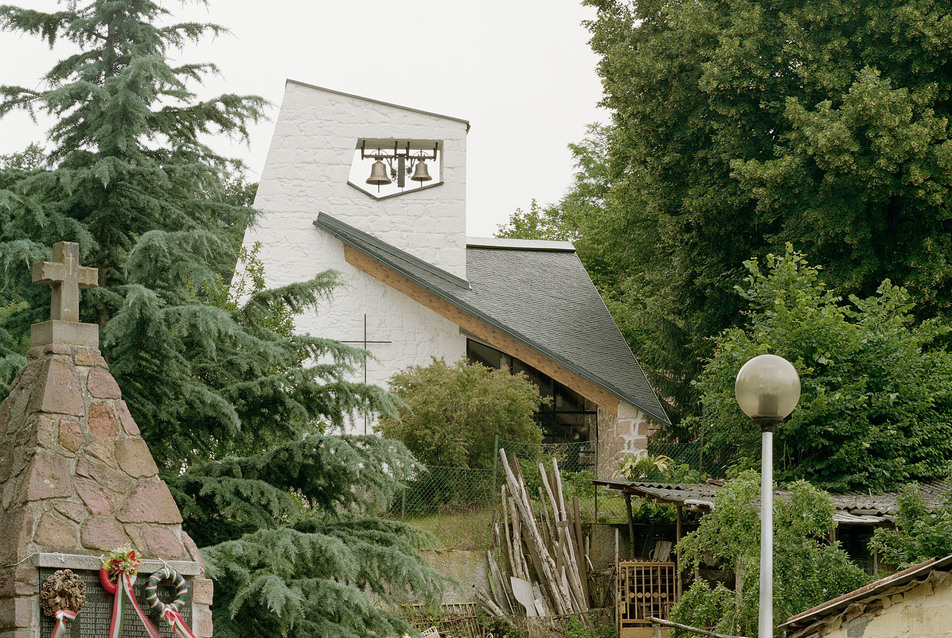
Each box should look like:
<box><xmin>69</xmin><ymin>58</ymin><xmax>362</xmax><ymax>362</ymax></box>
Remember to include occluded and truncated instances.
<box><xmin>0</xmin><ymin>2</ymin><xmax>442</xmax><ymax>635</ymax></box>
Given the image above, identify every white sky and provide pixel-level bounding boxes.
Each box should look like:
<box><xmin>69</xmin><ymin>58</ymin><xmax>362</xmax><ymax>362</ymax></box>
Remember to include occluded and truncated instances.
<box><xmin>0</xmin><ymin>1</ymin><xmax>607</xmax><ymax>237</ymax></box>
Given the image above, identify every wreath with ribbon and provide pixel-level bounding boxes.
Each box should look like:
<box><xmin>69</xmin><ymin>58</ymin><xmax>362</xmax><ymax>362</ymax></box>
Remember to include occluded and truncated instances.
<box><xmin>98</xmin><ymin>547</ymin><xmax>197</xmax><ymax>638</ymax></box>
<box><xmin>145</xmin><ymin>567</ymin><xmax>195</xmax><ymax>638</ymax></box>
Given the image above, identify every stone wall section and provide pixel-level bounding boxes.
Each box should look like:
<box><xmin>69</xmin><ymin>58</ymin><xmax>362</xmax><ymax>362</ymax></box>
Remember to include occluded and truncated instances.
<box><xmin>0</xmin><ymin>344</ymin><xmax>212</xmax><ymax>637</ymax></box>
<box><xmin>597</xmin><ymin>401</ymin><xmax>650</xmax><ymax>481</ymax></box>
<box><xmin>796</xmin><ymin>570</ymin><xmax>952</xmax><ymax>637</ymax></box>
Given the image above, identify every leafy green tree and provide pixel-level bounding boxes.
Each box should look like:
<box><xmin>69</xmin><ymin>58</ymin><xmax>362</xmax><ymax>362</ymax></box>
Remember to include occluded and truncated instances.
<box><xmin>871</xmin><ymin>483</ymin><xmax>952</xmax><ymax>568</ymax></box>
<box><xmin>0</xmin><ymin>2</ymin><xmax>442</xmax><ymax>635</ymax></box>
<box><xmin>379</xmin><ymin>358</ymin><xmax>544</xmax><ymax>469</ymax></box>
<box><xmin>691</xmin><ymin>246</ymin><xmax>952</xmax><ymax>491</ymax></box>
<box><xmin>578</xmin><ymin>0</ymin><xmax>952</xmax><ymax>422</ymax></box>
<box><xmin>672</xmin><ymin>472</ymin><xmax>868</xmax><ymax>637</ymax></box>
<box><xmin>496</xmin><ymin>199</ymin><xmax>573</xmax><ymax>242</ymax></box>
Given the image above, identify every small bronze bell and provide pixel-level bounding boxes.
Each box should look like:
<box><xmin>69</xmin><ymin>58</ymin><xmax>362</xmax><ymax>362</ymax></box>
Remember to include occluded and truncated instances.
<box><xmin>366</xmin><ymin>160</ymin><xmax>392</xmax><ymax>186</ymax></box>
<box><xmin>410</xmin><ymin>160</ymin><xmax>432</xmax><ymax>182</ymax></box>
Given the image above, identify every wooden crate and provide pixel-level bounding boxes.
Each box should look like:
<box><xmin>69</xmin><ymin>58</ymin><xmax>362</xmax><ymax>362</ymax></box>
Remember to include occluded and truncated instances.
<box><xmin>618</xmin><ymin>560</ymin><xmax>677</xmax><ymax>636</ymax></box>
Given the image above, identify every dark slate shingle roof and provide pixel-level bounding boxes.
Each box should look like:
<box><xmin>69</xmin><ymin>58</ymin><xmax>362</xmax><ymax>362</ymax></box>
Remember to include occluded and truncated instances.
<box><xmin>314</xmin><ymin>213</ymin><xmax>670</xmax><ymax>424</ymax></box>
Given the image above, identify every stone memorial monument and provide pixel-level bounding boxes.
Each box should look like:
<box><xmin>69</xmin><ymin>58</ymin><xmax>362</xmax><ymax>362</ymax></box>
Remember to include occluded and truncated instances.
<box><xmin>0</xmin><ymin>242</ymin><xmax>213</xmax><ymax>637</ymax></box>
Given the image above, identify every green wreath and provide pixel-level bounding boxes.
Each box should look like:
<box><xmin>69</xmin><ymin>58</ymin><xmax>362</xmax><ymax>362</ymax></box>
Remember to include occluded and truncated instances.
<box><xmin>144</xmin><ymin>568</ymin><xmax>187</xmax><ymax>616</ymax></box>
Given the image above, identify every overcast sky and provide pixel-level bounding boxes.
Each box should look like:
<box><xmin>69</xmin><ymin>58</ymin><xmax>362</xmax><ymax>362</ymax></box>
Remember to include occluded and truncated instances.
<box><xmin>0</xmin><ymin>1</ymin><xmax>607</xmax><ymax>237</ymax></box>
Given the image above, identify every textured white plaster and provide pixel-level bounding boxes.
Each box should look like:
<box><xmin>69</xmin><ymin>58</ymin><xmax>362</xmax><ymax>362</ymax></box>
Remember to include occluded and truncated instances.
<box><xmin>241</xmin><ymin>82</ymin><xmax>469</xmax><ymax>434</ymax></box>
<box><xmin>805</xmin><ymin>572</ymin><xmax>952</xmax><ymax>638</ymax></box>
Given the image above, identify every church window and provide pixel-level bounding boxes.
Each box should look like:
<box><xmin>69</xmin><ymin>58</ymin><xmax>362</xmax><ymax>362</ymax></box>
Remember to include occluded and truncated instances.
<box><xmin>466</xmin><ymin>339</ymin><xmax>598</xmax><ymax>445</ymax></box>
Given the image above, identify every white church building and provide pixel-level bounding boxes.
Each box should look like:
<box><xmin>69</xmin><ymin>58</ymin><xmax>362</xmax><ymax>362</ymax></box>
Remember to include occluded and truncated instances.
<box><xmin>241</xmin><ymin>80</ymin><xmax>669</xmax><ymax>479</ymax></box>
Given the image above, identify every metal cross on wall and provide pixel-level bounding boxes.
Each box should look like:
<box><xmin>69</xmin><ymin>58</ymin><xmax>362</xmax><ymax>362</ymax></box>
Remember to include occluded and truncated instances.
<box><xmin>341</xmin><ymin>314</ymin><xmax>392</xmax><ymax>434</ymax></box>
<box><xmin>32</xmin><ymin>242</ymin><xmax>98</xmax><ymax>322</ymax></box>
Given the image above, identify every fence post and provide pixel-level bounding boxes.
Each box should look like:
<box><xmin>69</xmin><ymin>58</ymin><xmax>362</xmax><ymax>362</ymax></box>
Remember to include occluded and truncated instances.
<box><xmin>491</xmin><ymin>435</ymin><xmax>500</xmax><ymax>526</ymax></box>
<box><xmin>699</xmin><ymin>429</ymin><xmax>705</xmax><ymax>477</ymax></box>
<box><xmin>402</xmin><ymin>465</ymin><xmax>407</xmax><ymax>521</ymax></box>
<box><xmin>492</xmin><ymin>435</ymin><xmax>500</xmax><ymax>492</ymax></box>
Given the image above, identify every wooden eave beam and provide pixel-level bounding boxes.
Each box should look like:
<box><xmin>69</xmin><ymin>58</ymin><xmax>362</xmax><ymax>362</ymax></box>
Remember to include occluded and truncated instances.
<box><xmin>344</xmin><ymin>245</ymin><xmax>621</xmax><ymax>415</ymax></box>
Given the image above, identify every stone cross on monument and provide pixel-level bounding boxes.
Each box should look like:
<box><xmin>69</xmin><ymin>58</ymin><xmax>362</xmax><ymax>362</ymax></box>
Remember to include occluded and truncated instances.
<box><xmin>30</xmin><ymin>242</ymin><xmax>100</xmax><ymax>348</ymax></box>
<box><xmin>0</xmin><ymin>241</ymin><xmax>213</xmax><ymax>637</ymax></box>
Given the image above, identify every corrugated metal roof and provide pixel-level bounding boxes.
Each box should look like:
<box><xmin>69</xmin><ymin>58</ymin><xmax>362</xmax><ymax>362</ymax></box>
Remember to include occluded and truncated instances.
<box><xmin>593</xmin><ymin>479</ymin><xmax>950</xmax><ymax>523</ymax></box>
<box><xmin>314</xmin><ymin>213</ymin><xmax>670</xmax><ymax>424</ymax></box>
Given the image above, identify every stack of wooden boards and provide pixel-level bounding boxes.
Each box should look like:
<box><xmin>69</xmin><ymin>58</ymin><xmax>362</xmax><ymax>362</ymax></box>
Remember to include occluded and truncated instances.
<box><xmin>478</xmin><ymin>449</ymin><xmax>592</xmax><ymax>622</ymax></box>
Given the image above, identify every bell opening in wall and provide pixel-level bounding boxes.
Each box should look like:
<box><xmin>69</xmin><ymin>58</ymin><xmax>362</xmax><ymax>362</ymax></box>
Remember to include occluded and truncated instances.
<box><xmin>349</xmin><ymin>139</ymin><xmax>443</xmax><ymax>199</ymax></box>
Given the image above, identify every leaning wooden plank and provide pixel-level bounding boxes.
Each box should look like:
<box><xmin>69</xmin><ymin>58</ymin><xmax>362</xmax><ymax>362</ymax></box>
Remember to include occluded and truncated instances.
<box><xmin>476</xmin><ymin>587</ymin><xmax>506</xmax><ymax>617</ymax></box>
<box><xmin>511</xmin><ymin>494</ymin><xmax>531</xmax><ymax>581</ymax></box>
<box><xmin>544</xmin><ymin>464</ymin><xmax>586</xmax><ymax>613</ymax></box>
<box><xmin>523</xmin><ymin>460</ymin><xmax>572</xmax><ymax>613</ymax></box>
<box><xmin>538</xmin><ymin>486</ymin><xmax>555</xmax><ymax>550</ymax></box>
<box><xmin>511</xmin><ymin>577</ymin><xmax>539</xmax><ymax>617</ymax></box>
<box><xmin>647</xmin><ymin>617</ymin><xmax>748</xmax><ymax>638</ymax></box>
<box><xmin>501</xmin><ymin>485</ymin><xmax>516</xmax><ymax>578</ymax></box>
<box><xmin>487</xmin><ymin>551</ymin><xmax>514</xmax><ymax>613</ymax></box>
<box><xmin>573</xmin><ymin>495</ymin><xmax>591</xmax><ymax>603</ymax></box>
<box><xmin>500</xmin><ymin>449</ymin><xmax>571</xmax><ymax>615</ymax></box>
<box><xmin>531</xmin><ymin>583</ymin><xmax>550</xmax><ymax>617</ymax></box>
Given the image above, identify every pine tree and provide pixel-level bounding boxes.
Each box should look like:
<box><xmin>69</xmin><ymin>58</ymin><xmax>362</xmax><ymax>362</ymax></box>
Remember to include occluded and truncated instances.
<box><xmin>0</xmin><ymin>2</ymin><xmax>442</xmax><ymax>635</ymax></box>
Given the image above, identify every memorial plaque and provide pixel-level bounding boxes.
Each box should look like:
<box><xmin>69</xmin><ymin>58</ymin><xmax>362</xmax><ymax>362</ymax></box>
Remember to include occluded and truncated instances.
<box><xmin>39</xmin><ymin>568</ymin><xmax>192</xmax><ymax>637</ymax></box>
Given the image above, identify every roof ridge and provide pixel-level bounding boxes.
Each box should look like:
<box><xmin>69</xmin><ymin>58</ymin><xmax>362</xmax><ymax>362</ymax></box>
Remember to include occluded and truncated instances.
<box><xmin>286</xmin><ymin>80</ymin><xmax>471</xmax><ymax>128</ymax></box>
<box><xmin>314</xmin><ymin>213</ymin><xmax>470</xmax><ymax>290</ymax></box>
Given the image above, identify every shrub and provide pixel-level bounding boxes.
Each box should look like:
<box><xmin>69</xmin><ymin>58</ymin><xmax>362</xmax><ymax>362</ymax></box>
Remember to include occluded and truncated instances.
<box><xmin>379</xmin><ymin>358</ymin><xmax>544</xmax><ymax>469</ymax></box>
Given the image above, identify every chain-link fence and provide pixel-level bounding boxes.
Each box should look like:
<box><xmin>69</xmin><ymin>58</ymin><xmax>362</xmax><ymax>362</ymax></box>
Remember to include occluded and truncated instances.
<box><xmin>646</xmin><ymin>435</ymin><xmax>731</xmax><ymax>480</ymax></box>
<box><xmin>390</xmin><ymin>435</ymin><xmax>728</xmax><ymax>549</ymax></box>
<box><xmin>391</xmin><ymin>439</ymin><xmax>601</xmax><ymax>550</ymax></box>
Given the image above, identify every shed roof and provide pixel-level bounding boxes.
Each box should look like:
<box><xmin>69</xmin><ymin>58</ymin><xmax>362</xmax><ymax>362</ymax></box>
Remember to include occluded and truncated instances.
<box><xmin>780</xmin><ymin>554</ymin><xmax>952</xmax><ymax>636</ymax></box>
<box><xmin>314</xmin><ymin>213</ymin><xmax>670</xmax><ymax>424</ymax></box>
<box><xmin>593</xmin><ymin>479</ymin><xmax>950</xmax><ymax>525</ymax></box>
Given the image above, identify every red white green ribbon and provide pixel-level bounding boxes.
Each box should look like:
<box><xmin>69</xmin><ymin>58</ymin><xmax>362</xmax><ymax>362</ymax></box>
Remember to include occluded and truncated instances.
<box><xmin>161</xmin><ymin>608</ymin><xmax>197</xmax><ymax>638</ymax></box>
<box><xmin>49</xmin><ymin>609</ymin><xmax>77</xmax><ymax>638</ymax></box>
<box><xmin>107</xmin><ymin>573</ymin><xmax>162</xmax><ymax>638</ymax></box>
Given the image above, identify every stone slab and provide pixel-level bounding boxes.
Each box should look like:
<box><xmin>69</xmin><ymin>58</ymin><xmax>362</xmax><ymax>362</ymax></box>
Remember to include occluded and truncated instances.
<box><xmin>31</xmin><ymin>321</ymin><xmax>99</xmax><ymax>348</ymax></box>
<box><xmin>35</xmin><ymin>553</ymin><xmax>204</xmax><ymax>576</ymax></box>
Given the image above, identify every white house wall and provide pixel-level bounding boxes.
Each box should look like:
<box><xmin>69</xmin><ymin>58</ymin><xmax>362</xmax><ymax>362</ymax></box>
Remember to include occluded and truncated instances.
<box><xmin>242</xmin><ymin>82</ymin><xmax>469</xmax><ymax>433</ymax></box>
<box><xmin>247</xmin><ymin>80</ymin><xmax>469</xmax><ymax>280</ymax></box>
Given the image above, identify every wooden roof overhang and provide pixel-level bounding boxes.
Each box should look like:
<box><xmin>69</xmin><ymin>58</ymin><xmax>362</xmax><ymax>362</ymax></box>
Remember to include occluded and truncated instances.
<box><xmin>343</xmin><ymin>244</ymin><xmax>625</xmax><ymax>415</ymax></box>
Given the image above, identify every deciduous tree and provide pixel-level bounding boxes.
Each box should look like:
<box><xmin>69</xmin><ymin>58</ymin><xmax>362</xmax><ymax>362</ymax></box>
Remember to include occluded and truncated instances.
<box><xmin>672</xmin><ymin>472</ymin><xmax>867</xmax><ymax>637</ymax></box>
<box><xmin>379</xmin><ymin>358</ymin><xmax>544</xmax><ymax>469</ymax></box>
<box><xmin>573</xmin><ymin>0</ymin><xmax>952</xmax><ymax>423</ymax></box>
<box><xmin>691</xmin><ymin>246</ymin><xmax>952</xmax><ymax>491</ymax></box>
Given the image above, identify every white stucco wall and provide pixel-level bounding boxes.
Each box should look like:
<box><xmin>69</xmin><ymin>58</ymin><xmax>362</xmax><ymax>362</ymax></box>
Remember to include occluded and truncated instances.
<box><xmin>797</xmin><ymin>571</ymin><xmax>952</xmax><ymax>638</ymax></box>
<box><xmin>241</xmin><ymin>82</ymin><xmax>470</xmax><ymax>432</ymax></box>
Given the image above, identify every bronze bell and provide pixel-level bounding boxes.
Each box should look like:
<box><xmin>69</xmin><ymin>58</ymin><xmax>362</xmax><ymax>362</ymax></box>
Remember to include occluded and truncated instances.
<box><xmin>366</xmin><ymin>160</ymin><xmax>392</xmax><ymax>186</ymax></box>
<box><xmin>410</xmin><ymin>160</ymin><xmax>432</xmax><ymax>182</ymax></box>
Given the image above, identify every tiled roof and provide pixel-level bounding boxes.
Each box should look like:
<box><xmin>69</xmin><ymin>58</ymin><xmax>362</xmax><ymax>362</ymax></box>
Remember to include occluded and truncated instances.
<box><xmin>314</xmin><ymin>213</ymin><xmax>670</xmax><ymax>424</ymax></box>
<box><xmin>593</xmin><ymin>479</ymin><xmax>951</xmax><ymax>524</ymax></box>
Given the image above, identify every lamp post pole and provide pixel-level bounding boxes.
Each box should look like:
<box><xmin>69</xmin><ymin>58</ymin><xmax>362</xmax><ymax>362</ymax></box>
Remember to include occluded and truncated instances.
<box><xmin>755</xmin><ymin>417</ymin><xmax>779</xmax><ymax>638</ymax></box>
<box><xmin>735</xmin><ymin>354</ymin><xmax>800</xmax><ymax>638</ymax></box>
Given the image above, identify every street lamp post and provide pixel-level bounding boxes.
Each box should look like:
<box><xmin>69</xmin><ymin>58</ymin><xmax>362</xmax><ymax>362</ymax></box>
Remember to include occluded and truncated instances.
<box><xmin>734</xmin><ymin>354</ymin><xmax>801</xmax><ymax>638</ymax></box>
